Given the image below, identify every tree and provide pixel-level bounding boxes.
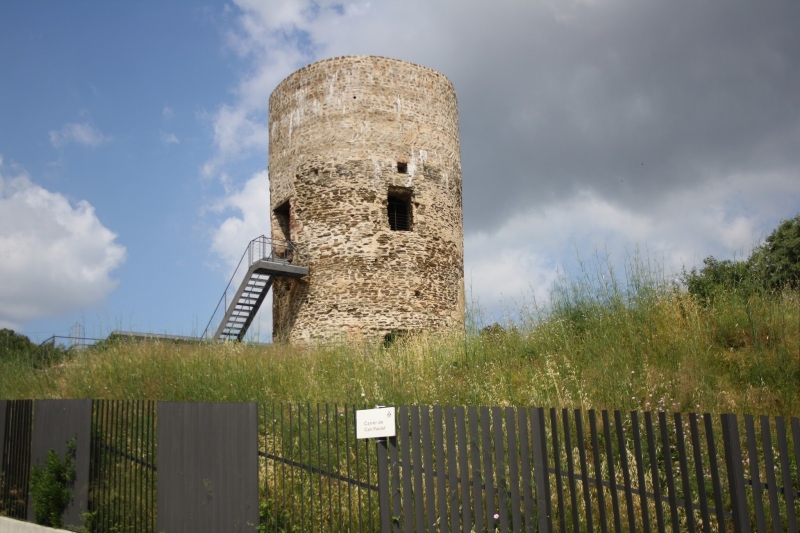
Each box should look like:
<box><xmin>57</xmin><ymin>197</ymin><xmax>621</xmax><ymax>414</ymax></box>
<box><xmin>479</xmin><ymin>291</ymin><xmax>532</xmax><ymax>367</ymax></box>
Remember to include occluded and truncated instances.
<box><xmin>748</xmin><ymin>214</ymin><xmax>800</xmax><ymax>291</ymax></box>
<box><xmin>683</xmin><ymin>213</ymin><xmax>800</xmax><ymax>300</ymax></box>
<box><xmin>0</xmin><ymin>328</ymin><xmax>35</xmax><ymax>360</ymax></box>
<box><xmin>682</xmin><ymin>256</ymin><xmax>753</xmax><ymax>301</ymax></box>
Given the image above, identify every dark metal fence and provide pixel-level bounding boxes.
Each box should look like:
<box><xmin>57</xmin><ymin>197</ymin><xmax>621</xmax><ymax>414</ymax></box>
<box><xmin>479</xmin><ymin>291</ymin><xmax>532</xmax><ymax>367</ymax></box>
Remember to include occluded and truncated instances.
<box><xmin>378</xmin><ymin>406</ymin><xmax>800</xmax><ymax>533</ymax></box>
<box><xmin>260</xmin><ymin>403</ymin><xmax>379</xmax><ymax>532</ymax></box>
<box><xmin>2</xmin><ymin>400</ymin><xmax>799</xmax><ymax>532</ymax></box>
<box><xmin>89</xmin><ymin>400</ymin><xmax>157</xmax><ymax>533</ymax></box>
<box><xmin>28</xmin><ymin>399</ymin><xmax>92</xmax><ymax>525</ymax></box>
<box><xmin>158</xmin><ymin>401</ymin><xmax>259</xmax><ymax>533</ymax></box>
<box><xmin>0</xmin><ymin>400</ymin><xmax>32</xmax><ymax>519</ymax></box>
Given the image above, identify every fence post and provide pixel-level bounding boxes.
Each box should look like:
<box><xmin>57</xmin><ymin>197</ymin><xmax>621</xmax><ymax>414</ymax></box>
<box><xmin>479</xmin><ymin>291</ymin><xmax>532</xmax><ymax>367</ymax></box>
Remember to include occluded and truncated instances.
<box><xmin>530</xmin><ymin>407</ymin><xmax>553</xmax><ymax>533</ymax></box>
<box><xmin>376</xmin><ymin>437</ymin><xmax>393</xmax><ymax>533</ymax></box>
<box><xmin>721</xmin><ymin>413</ymin><xmax>750</xmax><ymax>533</ymax></box>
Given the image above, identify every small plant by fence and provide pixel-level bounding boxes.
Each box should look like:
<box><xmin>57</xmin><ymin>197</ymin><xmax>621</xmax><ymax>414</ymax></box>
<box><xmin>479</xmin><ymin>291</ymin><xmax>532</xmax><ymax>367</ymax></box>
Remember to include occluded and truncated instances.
<box><xmin>1</xmin><ymin>399</ymin><xmax>799</xmax><ymax>532</ymax></box>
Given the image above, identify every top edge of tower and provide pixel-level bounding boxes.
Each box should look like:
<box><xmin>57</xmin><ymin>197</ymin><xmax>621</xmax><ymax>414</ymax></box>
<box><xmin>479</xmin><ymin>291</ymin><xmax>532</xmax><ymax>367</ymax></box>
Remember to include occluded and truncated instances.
<box><xmin>270</xmin><ymin>55</ymin><xmax>456</xmax><ymax>99</ymax></box>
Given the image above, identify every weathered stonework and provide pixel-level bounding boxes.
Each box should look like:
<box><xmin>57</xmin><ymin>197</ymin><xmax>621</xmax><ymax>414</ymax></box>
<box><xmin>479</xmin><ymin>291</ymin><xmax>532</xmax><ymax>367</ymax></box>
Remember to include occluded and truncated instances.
<box><xmin>269</xmin><ymin>56</ymin><xmax>464</xmax><ymax>343</ymax></box>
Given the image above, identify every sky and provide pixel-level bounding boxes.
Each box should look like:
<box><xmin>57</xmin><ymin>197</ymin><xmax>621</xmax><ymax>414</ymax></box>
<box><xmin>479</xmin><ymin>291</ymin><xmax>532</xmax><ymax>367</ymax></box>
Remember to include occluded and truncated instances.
<box><xmin>1</xmin><ymin>0</ymin><xmax>799</xmax><ymax>343</ymax></box>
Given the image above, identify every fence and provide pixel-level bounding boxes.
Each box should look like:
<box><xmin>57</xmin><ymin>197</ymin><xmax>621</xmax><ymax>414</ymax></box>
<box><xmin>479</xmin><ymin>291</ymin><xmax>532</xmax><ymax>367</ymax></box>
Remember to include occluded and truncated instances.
<box><xmin>1</xmin><ymin>400</ymin><xmax>799</xmax><ymax>532</ymax></box>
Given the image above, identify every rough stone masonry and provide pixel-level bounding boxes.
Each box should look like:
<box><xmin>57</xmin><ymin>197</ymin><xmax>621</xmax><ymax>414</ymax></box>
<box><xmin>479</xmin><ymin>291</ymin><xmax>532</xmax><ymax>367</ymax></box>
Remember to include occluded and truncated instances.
<box><xmin>268</xmin><ymin>55</ymin><xmax>464</xmax><ymax>343</ymax></box>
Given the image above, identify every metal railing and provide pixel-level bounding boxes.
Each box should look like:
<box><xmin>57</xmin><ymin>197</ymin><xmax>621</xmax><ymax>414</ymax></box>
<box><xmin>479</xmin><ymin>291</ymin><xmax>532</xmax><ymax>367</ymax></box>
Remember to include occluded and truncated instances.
<box><xmin>29</xmin><ymin>335</ymin><xmax>106</xmax><ymax>368</ymax></box>
<box><xmin>202</xmin><ymin>236</ymin><xmax>308</xmax><ymax>340</ymax></box>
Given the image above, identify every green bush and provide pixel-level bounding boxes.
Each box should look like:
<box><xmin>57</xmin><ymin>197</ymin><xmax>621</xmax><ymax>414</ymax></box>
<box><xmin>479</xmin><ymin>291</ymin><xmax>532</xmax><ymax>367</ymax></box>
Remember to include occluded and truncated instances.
<box><xmin>29</xmin><ymin>439</ymin><xmax>77</xmax><ymax>528</ymax></box>
<box><xmin>684</xmin><ymin>213</ymin><xmax>800</xmax><ymax>301</ymax></box>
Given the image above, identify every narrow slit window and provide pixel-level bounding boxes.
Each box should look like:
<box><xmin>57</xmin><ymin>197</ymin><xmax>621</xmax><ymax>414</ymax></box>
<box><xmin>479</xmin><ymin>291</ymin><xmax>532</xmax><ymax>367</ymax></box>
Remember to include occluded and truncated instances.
<box><xmin>387</xmin><ymin>188</ymin><xmax>412</xmax><ymax>231</ymax></box>
<box><xmin>396</xmin><ymin>162</ymin><xmax>408</xmax><ymax>173</ymax></box>
<box><xmin>274</xmin><ymin>200</ymin><xmax>291</xmax><ymax>242</ymax></box>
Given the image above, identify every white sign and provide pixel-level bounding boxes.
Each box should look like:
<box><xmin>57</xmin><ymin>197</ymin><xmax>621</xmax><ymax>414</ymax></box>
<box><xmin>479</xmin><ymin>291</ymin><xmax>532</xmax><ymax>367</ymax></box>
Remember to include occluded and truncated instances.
<box><xmin>356</xmin><ymin>407</ymin><xmax>396</xmax><ymax>439</ymax></box>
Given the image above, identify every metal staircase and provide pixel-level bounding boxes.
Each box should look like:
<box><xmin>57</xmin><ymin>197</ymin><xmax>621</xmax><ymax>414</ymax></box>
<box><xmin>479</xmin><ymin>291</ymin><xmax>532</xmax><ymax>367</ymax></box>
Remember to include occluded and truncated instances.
<box><xmin>204</xmin><ymin>236</ymin><xmax>309</xmax><ymax>341</ymax></box>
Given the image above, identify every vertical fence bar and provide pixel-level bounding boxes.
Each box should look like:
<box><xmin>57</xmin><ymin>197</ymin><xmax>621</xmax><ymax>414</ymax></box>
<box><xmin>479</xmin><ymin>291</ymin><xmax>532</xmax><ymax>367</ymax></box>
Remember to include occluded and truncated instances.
<box><xmin>776</xmin><ymin>417</ymin><xmax>798</xmax><ymax>532</ymax></box>
<box><xmin>422</xmin><ymin>406</ymin><xmax>437</xmax><ymax>533</ymax></box>
<box><xmin>434</xmin><ymin>406</ymin><xmax>448</xmax><ymax>533</ymax></box>
<box><xmin>481</xmin><ymin>407</ymin><xmax>496</xmax><ymax>532</ymax></box>
<box><xmin>325</xmin><ymin>404</ymin><xmax>332</xmax><ymax>533</ymax></box>
<box><xmin>721</xmin><ymin>413</ymin><xmax>750</xmax><ymax>533</ymax></box>
<box><xmin>645</xmin><ymin>411</ymin><xmax>666</xmax><ymax>533</ymax></box>
<box><xmin>760</xmin><ymin>416</ymin><xmax>782</xmax><ymax>533</ymax></box>
<box><xmin>356</xmin><ymin>404</ymin><xmax>366</xmax><ymax>533</ymax></box>
<box><xmin>506</xmin><ymin>407</ymin><xmax>522</xmax><ymax>533</ymax></box>
<box><xmin>377</xmin><ymin>436</ymin><xmax>393</xmax><ymax>533</ymax></box>
<box><xmin>468</xmin><ymin>407</ymin><xmax>484</xmax><ymax>533</ymax></box>
<box><xmin>703</xmin><ymin>413</ymin><xmax>725</xmax><ymax>532</ymax></box>
<box><xmin>333</xmin><ymin>404</ymin><xmax>342</xmax><ymax>532</ymax></box>
<box><xmin>552</xmin><ymin>408</ymin><xmax>567</xmax><ymax>533</ymax></box>
<box><xmin>345</xmin><ymin>405</ymin><xmax>354</xmax><ymax>533</ymax></box>
<box><xmin>124</xmin><ymin>399</ymin><xmax>131</xmax><ymax>531</ymax></box>
<box><xmin>289</xmin><ymin>404</ymin><xmax>296</xmax><ymax>532</ymax></box>
<box><xmin>366</xmin><ymin>410</ymin><xmax>374</xmax><ymax>533</ymax></box>
<box><xmin>614</xmin><ymin>410</ymin><xmax>636</xmax><ymax>533</ymax></box>
<box><xmin>601</xmin><ymin>410</ymin><xmax>621</xmax><ymax>533</ymax></box>
<box><xmin>306</xmin><ymin>404</ymin><xmax>314</xmax><ymax>533</ymax></box>
<box><xmin>588</xmin><ymin>410</ymin><xmax>609</xmax><ymax>533</ymax></box>
<box><xmin>411</xmin><ymin>406</ymin><xmax>426</xmax><ymax>533</ymax></box>
<box><xmin>531</xmin><ymin>407</ymin><xmax>553</xmax><ymax>533</ymax></box>
<box><xmin>562</xmin><ymin>409</ymin><xmax>579</xmax><ymax>533</ymax></box>
<box><xmin>456</xmin><ymin>407</ymin><xmax>472</xmax><ymax>533</ymax></box>
<box><xmin>315</xmin><ymin>405</ymin><xmax>323</xmax><ymax>533</ymax></box>
<box><xmin>631</xmin><ymin>411</ymin><xmax>652</xmax><ymax>533</ymax></box>
<box><xmin>388</xmin><ymin>427</ymin><xmax>400</xmax><ymax>533</ymax></box>
<box><xmin>492</xmin><ymin>406</ymin><xmax>509</xmax><ymax>533</ymax></box>
<box><xmin>674</xmin><ymin>412</ymin><xmax>696</xmax><ymax>533</ymax></box>
<box><xmin>574</xmin><ymin>410</ymin><xmax>594</xmax><ymax>533</ymax></box>
<box><xmin>745</xmin><ymin>414</ymin><xmax>767</xmax><ymax>533</ymax></box>
<box><xmin>658</xmin><ymin>411</ymin><xmax>680</xmax><ymax>533</ymax></box>
<box><xmin>300</xmin><ymin>404</ymin><xmax>307</xmax><ymax>533</ymax></box>
<box><xmin>688</xmin><ymin>414</ymin><xmax>711</xmax><ymax>533</ymax></box>
<box><xmin>276</xmin><ymin>402</ymin><xmax>288</xmax><ymax>527</ymax></box>
<box><xmin>518</xmin><ymin>408</ymin><xmax>535</xmax><ymax>533</ymax></box>
<box><xmin>114</xmin><ymin>399</ymin><xmax>123</xmax><ymax>528</ymax></box>
<box><xmin>446</xmin><ymin>406</ymin><xmax>460</xmax><ymax>533</ymax></box>
<box><xmin>400</xmin><ymin>406</ymin><xmax>413</xmax><ymax>533</ymax></box>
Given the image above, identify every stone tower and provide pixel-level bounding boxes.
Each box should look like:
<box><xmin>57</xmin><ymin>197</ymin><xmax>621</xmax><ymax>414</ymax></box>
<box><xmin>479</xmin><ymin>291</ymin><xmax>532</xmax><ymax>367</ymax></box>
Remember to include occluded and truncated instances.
<box><xmin>268</xmin><ymin>56</ymin><xmax>464</xmax><ymax>343</ymax></box>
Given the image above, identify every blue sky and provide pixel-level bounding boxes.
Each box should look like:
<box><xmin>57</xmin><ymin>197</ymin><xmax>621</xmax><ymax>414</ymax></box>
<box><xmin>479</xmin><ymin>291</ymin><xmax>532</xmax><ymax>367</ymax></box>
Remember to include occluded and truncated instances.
<box><xmin>2</xmin><ymin>1</ymin><xmax>799</xmax><ymax>343</ymax></box>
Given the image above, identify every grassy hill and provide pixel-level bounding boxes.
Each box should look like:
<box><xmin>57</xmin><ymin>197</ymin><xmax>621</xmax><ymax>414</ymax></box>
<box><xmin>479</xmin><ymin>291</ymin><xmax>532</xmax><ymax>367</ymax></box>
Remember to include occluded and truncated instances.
<box><xmin>2</xmin><ymin>257</ymin><xmax>798</xmax><ymax>418</ymax></box>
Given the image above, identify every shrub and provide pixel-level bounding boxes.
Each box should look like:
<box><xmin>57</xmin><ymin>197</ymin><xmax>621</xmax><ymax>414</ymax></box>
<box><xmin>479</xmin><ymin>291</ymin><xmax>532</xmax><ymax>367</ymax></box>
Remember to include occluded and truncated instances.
<box><xmin>29</xmin><ymin>439</ymin><xmax>77</xmax><ymax>528</ymax></box>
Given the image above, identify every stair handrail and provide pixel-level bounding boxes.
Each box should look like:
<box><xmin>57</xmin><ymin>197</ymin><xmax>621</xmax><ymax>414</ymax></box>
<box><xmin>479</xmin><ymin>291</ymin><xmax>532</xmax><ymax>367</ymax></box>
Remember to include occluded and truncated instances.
<box><xmin>202</xmin><ymin>243</ymin><xmax>250</xmax><ymax>339</ymax></box>
<box><xmin>202</xmin><ymin>235</ymin><xmax>310</xmax><ymax>339</ymax></box>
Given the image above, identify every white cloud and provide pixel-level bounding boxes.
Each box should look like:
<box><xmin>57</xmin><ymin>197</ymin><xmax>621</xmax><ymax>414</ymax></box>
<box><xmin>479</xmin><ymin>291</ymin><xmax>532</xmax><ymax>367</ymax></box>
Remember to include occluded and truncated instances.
<box><xmin>49</xmin><ymin>122</ymin><xmax>110</xmax><ymax>148</ymax></box>
<box><xmin>203</xmin><ymin>1</ymin><xmax>800</xmax><ymax>332</ymax></box>
<box><xmin>0</xmin><ymin>160</ymin><xmax>126</xmax><ymax>330</ymax></box>
<box><xmin>210</xmin><ymin>169</ymin><xmax>271</xmax><ymax>267</ymax></box>
<box><xmin>161</xmin><ymin>132</ymin><xmax>180</xmax><ymax>146</ymax></box>
<box><xmin>162</xmin><ymin>106</ymin><xmax>174</xmax><ymax>118</ymax></box>
<box><xmin>464</xmin><ymin>172</ymin><xmax>790</xmax><ymax>321</ymax></box>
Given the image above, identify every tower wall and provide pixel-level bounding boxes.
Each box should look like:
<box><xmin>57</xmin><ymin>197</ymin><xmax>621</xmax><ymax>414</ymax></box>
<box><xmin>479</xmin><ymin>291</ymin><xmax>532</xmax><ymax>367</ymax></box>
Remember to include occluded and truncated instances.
<box><xmin>268</xmin><ymin>56</ymin><xmax>464</xmax><ymax>343</ymax></box>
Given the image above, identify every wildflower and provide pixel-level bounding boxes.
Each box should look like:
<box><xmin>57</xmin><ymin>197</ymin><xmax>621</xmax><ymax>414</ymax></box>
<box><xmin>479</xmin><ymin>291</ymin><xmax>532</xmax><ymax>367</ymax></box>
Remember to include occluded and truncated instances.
<box><xmin>494</xmin><ymin>514</ymin><xmax>500</xmax><ymax>520</ymax></box>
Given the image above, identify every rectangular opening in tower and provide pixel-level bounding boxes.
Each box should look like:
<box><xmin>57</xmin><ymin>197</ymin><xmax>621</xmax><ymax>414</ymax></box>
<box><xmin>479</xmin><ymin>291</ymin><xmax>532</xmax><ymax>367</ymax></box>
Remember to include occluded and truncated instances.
<box><xmin>387</xmin><ymin>188</ymin><xmax>412</xmax><ymax>231</ymax></box>
<box><xmin>274</xmin><ymin>200</ymin><xmax>291</xmax><ymax>242</ymax></box>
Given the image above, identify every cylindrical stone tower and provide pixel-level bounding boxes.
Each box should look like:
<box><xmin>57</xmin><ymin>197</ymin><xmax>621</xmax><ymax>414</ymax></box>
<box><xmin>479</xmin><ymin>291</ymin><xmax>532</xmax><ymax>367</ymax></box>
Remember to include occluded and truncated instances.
<box><xmin>268</xmin><ymin>56</ymin><xmax>464</xmax><ymax>343</ymax></box>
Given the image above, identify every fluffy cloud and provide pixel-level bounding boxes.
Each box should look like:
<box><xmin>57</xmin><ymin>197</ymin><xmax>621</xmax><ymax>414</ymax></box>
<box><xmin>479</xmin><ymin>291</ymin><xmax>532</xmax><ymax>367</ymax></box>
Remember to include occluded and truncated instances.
<box><xmin>210</xmin><ymin>169</ymin><xmax>271</xmax><ymax>267</ymax></box>
<box><xmin>49</xmin><ymin>122</ymin><xmax>110</xmax><ymax>148</ymax></box>
<box><xmin>0</xmin><ymin>160</ymin><xmax>126</xmax><ymax>329</ymax></box>
<box><xmin>204</xmin><ymin>1</ymin><xmax>800</xmax><ymax>325</ymax></box>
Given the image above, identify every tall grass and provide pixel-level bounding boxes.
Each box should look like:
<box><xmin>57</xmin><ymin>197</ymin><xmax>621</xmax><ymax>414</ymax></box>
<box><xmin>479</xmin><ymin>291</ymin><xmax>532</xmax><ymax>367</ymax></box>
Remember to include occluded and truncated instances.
<box><xmin>2</xmin><ymin>254</ymin><xmax>798</xmax><ymax>417</ymax></box>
